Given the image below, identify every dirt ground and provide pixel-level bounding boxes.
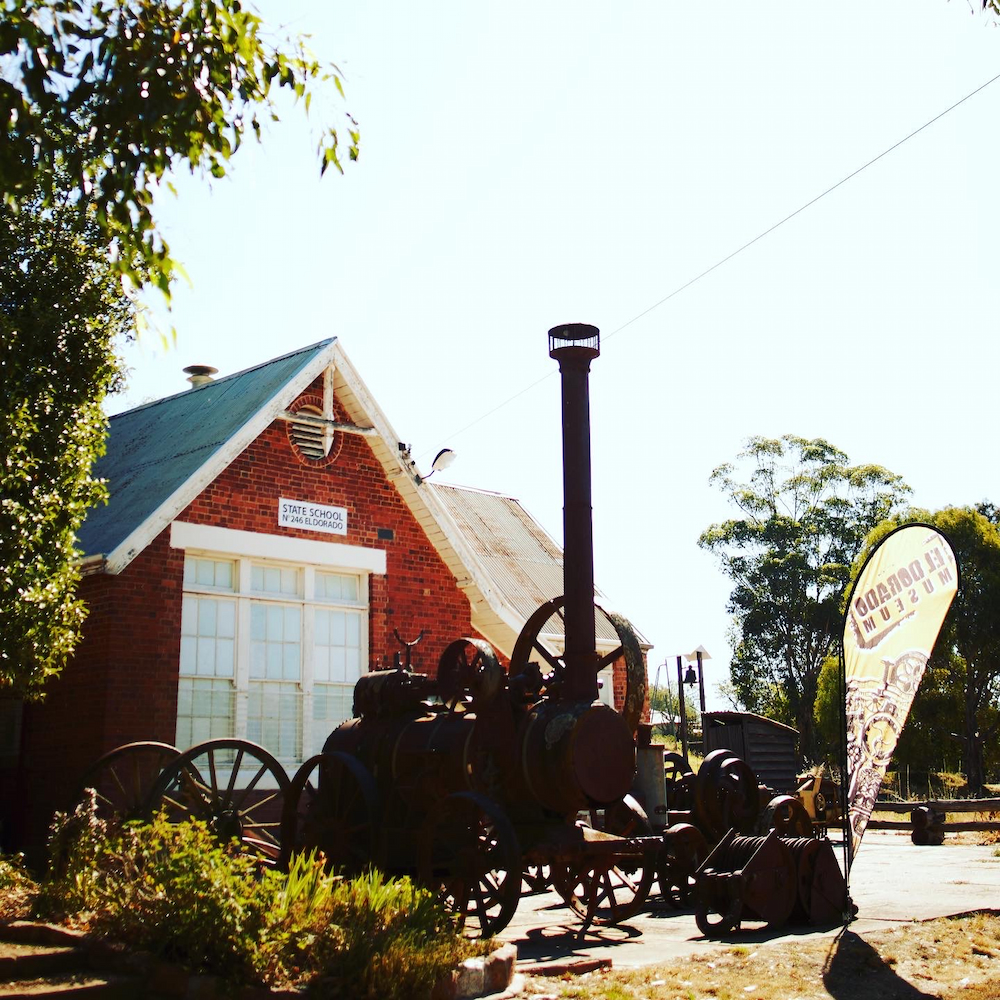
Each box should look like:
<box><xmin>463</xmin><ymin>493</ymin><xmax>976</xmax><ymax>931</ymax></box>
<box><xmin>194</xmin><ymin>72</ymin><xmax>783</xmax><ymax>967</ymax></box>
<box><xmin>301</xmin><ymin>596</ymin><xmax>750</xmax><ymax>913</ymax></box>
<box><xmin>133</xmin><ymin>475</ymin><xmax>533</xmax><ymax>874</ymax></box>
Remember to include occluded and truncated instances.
<box><xmin>520</xmin><ymin>910</ymin><xmax>1000</xmax><ymax>1000</ymax></box>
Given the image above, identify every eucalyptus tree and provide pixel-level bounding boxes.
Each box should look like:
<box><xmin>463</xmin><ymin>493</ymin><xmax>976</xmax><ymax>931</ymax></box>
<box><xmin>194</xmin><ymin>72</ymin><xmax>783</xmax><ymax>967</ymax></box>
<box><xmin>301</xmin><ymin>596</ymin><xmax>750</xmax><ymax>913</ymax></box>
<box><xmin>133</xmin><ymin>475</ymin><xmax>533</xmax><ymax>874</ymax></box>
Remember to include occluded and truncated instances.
<box><xmin>700</xmin><ymin>435</ymin><xmax>910</xmax><ymax>758</ymax></box>
<box><xmin>1</xmin><ymin>1</ymin><xmax>356</xmax><ymax>693</ymax></box>
<box><xmin>0</xmin><ymin>181</ymin><xmax>135</xmax><ymax>693</ymax></box>
<box><xmin>2</xmin><ymin>0</ymin><xmax>358</xmax><ymax>294</ymax></box>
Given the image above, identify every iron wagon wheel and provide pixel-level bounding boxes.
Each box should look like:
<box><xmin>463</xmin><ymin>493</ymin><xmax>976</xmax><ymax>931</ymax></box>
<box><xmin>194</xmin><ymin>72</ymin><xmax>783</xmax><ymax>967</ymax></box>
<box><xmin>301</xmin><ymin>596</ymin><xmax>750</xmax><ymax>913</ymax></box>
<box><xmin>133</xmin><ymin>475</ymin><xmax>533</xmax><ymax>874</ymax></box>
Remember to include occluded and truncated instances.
<box><xmin>437</xmin><ymin>638</ymin><xmax>505</xmax><ymax>709</ymax></box>
<box><xmin>658</xmin><ymin>822</ymin><xmax>709</xmax><ymax>908</ymax></box>
<box><xmin>72</xmin><ymin>740</ymin><xmax>181</xmax><ymax>826</ymax></box>
<box><xmin>419</xmin><ymin>791</ymin><xmax>522</xmax><ymax>938</ymax></box>
<box><xmin>694</xmin><ymin>888</ymin><xmax>743</xmax><ymax>937</ymax></box>
<box><xmin>522</xmin><ymin>863</ymin><xmax>552</xmax><ymax>893</ymax></box>
<box><xmin>762</xmin><ymin>795</ymin><xmax>812</xmax><ymax>838</ymax></box>
<box><xmin>663</xmin><ymin>752</ymin><xmax>696</xmax><ymax>812</ymax></box>
<box><xmin>510</xmin><ymin>596</ymin><xmax>647</xmax><ymax>732</ymax></box>
<box><xmin>279</xmin><ymin>752</ymin><xmax>380</xmax><ymax>874</ymax></box>
<box><xmin>554</xmin><ymin>795</ymin><xmax>655</xmax><ymax>926</ymax></box>
<box><xmin>148</xmin><ymin>738</ymin><xmax>290</xmax><ymax>866</ymax></box>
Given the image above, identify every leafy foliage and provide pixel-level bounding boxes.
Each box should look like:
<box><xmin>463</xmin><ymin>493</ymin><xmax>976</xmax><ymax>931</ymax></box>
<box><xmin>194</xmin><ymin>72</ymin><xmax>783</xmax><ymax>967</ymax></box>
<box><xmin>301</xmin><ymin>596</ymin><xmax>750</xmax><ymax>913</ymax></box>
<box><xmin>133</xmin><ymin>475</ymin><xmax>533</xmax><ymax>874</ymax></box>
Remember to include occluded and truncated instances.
<box><xmin>700</xmin><ymin>435</ymin><xmax>910</xmax><ymax>758</ymax></box>
<box><xmin>38</xmin><ymin>795</ymin><xmax>485</xmax><ymax>995</ymax></box>
<box><xmin>0</xmin><ymin>182</ymin><xmax>135</xmax><ymax>695</ymax></box>
<box><xmin>0</xmin><ymin>2</ymin><xmax>357</xmax><ymax>696</ymax></box>
<box><xmin>0</xmin><ymin>852</ymin><xmax>37</xmax><ymax>921</ymax></box>
<box><xmin>1</xmin><ymin>0</ymin><xmax>358</xmax><ymax>293</ymax></box>
<box><xmin>42</xmin><ymin>793</ymin><xmax>273</xmax><ymax>979</ymax></box>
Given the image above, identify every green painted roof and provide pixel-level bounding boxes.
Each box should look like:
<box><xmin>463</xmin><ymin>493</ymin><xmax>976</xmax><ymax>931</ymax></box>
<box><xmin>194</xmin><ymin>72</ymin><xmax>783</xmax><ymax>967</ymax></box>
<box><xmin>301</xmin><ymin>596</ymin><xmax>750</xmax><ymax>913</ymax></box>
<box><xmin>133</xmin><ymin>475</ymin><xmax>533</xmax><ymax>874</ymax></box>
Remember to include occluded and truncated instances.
<box><xmin>78</xmin><ymin>340</ymin><xmax>333</xmax><ymax>560</ymax></box>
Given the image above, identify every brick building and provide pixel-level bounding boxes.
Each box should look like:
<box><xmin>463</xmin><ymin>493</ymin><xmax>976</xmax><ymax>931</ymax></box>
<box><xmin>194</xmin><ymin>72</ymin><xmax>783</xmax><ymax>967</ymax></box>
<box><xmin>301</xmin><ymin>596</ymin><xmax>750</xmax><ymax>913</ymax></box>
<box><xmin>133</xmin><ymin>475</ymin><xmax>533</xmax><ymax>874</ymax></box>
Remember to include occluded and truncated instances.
<box><xmin>1</xmin><ymin>339</ymin><xmax>646</xmax><ymax>855</ymax></box>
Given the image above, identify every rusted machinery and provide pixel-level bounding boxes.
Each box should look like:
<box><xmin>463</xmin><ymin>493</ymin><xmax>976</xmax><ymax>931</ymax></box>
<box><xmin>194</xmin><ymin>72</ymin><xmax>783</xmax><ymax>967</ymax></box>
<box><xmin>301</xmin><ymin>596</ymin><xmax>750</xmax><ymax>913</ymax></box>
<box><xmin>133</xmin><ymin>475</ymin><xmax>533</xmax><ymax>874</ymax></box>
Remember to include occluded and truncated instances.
<box><xmin>692</xmin><ymin>830</ymin><xmax>850</xmax><ymax>934</ymax></box>
<box><xmin>634</xmin><ymin>740</ymin><xmax>762</xmax><ymax>906</ymax></box>
<box><xmin>277</xmin><ymin>323</ymin><xmax>655</xmax><ymax>936</ymax></box>
<box><xmin>65</xmin><ymin>323</ymin><xmax>853</xmax><ymax>940</ymax></box>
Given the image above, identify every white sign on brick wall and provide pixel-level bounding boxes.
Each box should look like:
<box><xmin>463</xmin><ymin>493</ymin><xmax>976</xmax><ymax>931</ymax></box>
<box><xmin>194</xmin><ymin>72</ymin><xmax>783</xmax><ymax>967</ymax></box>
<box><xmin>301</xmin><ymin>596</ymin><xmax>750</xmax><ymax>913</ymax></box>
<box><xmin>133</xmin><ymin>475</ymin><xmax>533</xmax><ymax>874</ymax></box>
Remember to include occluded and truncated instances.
<box><xmin>278</xmin><ymin>498</ymin><xmax>348</xmax><ymax>535</ymax></box>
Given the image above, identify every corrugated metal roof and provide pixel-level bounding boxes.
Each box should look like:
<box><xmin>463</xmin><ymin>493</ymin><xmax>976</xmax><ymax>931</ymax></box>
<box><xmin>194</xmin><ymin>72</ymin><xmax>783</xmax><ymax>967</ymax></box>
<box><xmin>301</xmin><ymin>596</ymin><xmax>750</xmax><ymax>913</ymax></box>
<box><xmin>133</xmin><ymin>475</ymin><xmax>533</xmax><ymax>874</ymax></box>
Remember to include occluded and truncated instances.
<box><xmin>79</xmin><ymin>341</ymin><xmax>332</xmax><ymax>559</ymax></box>
<box><xmin>429</xmin><ymin>484</ymin><xmax>626</xmax><ymax>645</ymax></box>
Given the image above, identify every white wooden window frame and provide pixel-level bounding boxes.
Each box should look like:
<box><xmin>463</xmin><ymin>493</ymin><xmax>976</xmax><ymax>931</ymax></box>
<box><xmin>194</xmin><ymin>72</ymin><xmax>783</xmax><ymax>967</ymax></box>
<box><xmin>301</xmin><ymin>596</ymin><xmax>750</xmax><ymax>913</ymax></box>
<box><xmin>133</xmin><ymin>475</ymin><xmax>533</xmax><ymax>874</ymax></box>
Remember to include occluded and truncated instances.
<box><xmin>173</xmin><ymin>523</ymin><xmax>378</xmax><ymax>771</ymax></box>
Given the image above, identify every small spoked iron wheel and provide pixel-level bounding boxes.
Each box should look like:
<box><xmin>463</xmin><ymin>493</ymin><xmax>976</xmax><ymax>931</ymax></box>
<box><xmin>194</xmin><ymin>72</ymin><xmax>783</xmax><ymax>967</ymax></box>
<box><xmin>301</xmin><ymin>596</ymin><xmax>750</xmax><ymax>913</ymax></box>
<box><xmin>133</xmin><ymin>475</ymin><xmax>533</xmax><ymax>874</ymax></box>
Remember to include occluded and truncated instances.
<box><xmin>522</xmin><ymin>863</ymin><xmax>553</xmax><ymax>893</ymax></box>
<box><xmin>279</xmin><ymin>751</ymin><xmax>380</xmax><ymax>873</ymax></box>
<box><xmin>762</xmin><ymin>794</ymin><xmax>812</xmax><ymax>838</ymax></box>
<box><xmin>148</xmin><ymin>738</ymin><xmax>290</xmax><ymax>866</ymax></box>
<box><xmin>71</xmin><ymin>740</ymin><xmax>181</xmax><ymax>826</ymax></box>
<box><xmin>419</xmin><ymin>791</ymin><xmax>522</xmax><ymax>938</ymax></box>
<box><xmin>437</xmin><ymin>638</ymin><xmax>505</xmax><ymax>710</ymax></box>
<box><xmin>554</xmin><ymin>796</ymin><xmax>655</xmax><ymax>927</ymax></box>
<box><xmin>658</xmin><ymin>822</ymin><xmax>709</xmax><ymax>908</ymax></box>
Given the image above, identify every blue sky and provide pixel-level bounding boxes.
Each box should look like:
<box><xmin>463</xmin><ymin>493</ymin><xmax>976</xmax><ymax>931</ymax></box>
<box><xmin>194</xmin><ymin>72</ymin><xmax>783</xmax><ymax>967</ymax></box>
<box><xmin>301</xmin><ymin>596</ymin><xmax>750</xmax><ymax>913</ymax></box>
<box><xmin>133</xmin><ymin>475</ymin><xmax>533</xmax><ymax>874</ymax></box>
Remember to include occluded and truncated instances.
<box><xmin>111</xmin><ymin>2</ymin><xmax>1000</xmax><ymax>708</ymax></box>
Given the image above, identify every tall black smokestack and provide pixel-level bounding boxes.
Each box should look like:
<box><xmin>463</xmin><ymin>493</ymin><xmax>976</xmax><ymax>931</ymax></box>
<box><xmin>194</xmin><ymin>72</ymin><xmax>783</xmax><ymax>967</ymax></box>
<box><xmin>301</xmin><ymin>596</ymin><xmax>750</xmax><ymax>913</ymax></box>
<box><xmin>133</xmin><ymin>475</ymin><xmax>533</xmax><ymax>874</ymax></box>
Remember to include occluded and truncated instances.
<box><xmin>548</xmin><ymin>323</ymin><xmax>600</xmax><ymax>702</ymax></box>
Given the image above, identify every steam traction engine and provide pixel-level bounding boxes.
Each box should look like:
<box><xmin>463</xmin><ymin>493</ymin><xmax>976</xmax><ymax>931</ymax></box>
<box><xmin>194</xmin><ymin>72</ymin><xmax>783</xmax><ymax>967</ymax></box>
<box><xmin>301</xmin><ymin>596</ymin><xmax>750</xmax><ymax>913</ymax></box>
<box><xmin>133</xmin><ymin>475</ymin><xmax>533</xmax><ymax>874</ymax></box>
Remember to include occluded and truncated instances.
<box><xmin>279</xmin><ymin>324</ymin><xmax>654</xmax><ymax>936</ymax></box>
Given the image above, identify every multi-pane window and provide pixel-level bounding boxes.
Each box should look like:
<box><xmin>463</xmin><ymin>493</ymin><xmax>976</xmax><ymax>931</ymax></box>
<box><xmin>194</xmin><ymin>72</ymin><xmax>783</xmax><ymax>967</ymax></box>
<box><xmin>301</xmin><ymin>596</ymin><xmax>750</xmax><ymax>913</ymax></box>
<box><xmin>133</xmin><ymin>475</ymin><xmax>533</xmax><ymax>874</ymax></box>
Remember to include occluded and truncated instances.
<box><xmin>177</xmin><ymin>555</ymin><xmax>368</xmax><ymax>771</ymax></box>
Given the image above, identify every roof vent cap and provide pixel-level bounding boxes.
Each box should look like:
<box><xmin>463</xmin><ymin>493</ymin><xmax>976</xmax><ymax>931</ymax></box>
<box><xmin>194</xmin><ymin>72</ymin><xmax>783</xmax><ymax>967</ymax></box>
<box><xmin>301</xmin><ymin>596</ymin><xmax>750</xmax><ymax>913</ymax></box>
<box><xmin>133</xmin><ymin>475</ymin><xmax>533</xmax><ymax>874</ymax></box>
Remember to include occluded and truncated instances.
<box><xmin>183</xmin><ymin>365</ymin><xmax>218</xmax><ymax>387</ymax></box>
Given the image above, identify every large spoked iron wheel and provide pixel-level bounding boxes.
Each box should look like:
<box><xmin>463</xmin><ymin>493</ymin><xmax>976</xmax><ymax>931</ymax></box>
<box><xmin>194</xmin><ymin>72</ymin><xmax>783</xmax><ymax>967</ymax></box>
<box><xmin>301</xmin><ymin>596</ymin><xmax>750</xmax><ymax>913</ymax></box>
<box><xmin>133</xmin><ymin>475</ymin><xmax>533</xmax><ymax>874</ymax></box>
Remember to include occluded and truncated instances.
<box><xmin>419</xmin><ymin>791</ymin><xmax>522</xmax><ymax>938</ymax></box>
<box><xmin>279</xmin><ymin>752</ymin><xmax>380</xmax><ymax>874</ymax></box>
<box><xmin>510</xmin><ymin>598</ymin><xmax>647</xmax><ymax>732</ymax></box>
<box><xmin>148</xmin><ymin>738</ymin><xmax>289</xmax><ymax>866</ymax></box>
<box><xmin>72</xmin><ymin>741</ymin><xmax>181</xmax><ymax>826</ymax></box>
<box><xmin>554</xmin><ymin>796</ymin><xmax>655</xmax><ymax>927</ymax></box>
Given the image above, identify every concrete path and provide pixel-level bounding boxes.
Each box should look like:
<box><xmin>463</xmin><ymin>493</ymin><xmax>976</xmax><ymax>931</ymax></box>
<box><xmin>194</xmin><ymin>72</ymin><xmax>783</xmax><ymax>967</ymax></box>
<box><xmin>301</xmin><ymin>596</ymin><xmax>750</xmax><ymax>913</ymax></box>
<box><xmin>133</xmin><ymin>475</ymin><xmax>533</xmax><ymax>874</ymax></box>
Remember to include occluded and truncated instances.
<box><xmin>504</xmin><ymin>832</ymin><xmax>1000</xmax><ymax>970</ymax></box>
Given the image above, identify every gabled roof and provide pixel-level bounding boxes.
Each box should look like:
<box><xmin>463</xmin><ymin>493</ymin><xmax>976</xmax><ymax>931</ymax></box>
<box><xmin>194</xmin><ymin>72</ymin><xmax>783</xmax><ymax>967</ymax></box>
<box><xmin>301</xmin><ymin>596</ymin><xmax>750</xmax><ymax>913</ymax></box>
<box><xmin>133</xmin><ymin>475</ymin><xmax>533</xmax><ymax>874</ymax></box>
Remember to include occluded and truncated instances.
<box><xmin>79</xmin><ymin>341</ymin><xmax>334</xmax><ymax>569</ymax></box>
<box><xmin>81</xmin><ymin>339</ymin><xmax>642</xmax><ymax>657</ymax></box>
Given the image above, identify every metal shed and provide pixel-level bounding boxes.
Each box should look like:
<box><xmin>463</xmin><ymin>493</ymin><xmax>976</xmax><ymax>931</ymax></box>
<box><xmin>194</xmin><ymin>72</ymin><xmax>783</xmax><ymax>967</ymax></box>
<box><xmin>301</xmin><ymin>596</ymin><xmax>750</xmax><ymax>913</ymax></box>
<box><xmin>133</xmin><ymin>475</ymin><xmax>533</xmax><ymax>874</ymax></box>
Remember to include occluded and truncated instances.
<box><xmin>701</xmin><ymin>711</ymin><xmax>801</xmax><ymax>792</ymax></box>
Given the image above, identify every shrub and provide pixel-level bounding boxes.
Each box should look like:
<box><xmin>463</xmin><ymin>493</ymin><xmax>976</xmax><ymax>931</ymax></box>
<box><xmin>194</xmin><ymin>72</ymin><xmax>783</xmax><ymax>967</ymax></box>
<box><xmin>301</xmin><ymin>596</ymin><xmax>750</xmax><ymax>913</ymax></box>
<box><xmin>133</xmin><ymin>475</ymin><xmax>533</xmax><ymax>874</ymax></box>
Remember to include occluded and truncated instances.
<box><xmin>34</xmin><ymin>796</ymin><xmax>489</xmax><ymax>996</ymax></box>
<box><xmin>39</xmin><ymin>795</ymin><xmax>276</xmax><ymax>982</ymax></box>
<box><xmin>260</xmin><ymin>854</ymin><xmax>488</xmax><ymax>997</ymax></box>
<box><xmin>0</xmin><ymin>853</ymin><xmax>37</xmax><ymax>922</ymax></box>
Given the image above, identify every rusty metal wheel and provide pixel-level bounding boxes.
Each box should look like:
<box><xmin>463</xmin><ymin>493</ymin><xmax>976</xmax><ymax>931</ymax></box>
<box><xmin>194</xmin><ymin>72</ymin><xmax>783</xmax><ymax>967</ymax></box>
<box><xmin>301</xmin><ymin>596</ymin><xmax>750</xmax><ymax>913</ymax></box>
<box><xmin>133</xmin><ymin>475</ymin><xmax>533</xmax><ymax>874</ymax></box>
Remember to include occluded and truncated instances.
<box><xmin>658</xmin><ymin>822</ymin><xmax>709</xmax><ymax>908</ymax></box>
<box><xmin>762</xmin><ymin>794</ymin><xmax>812</xmax><ymax>837</ymax></box>
<box><xmin>696</xmin><ymin>752</ymin><xmax>759</xmax><ymax>837</ymax></box>
<box><xmin>72</xmin><ymin>741</ymin><xmax>181</xmax><ymax>826</ymax></box>
<box><xmin>437</xmin><ymin>638</ymin><xmax>505</xmax><ymax>709</ymax></box>
<box><xmin>279</xmin><ymin>752</ymin><xmax>380</xmax><ymax>874</ymax></box>
<box><xmin>554</xmin><ymin>796</ymin><xmax>655</xmax><ymax>927</ymax></box>
<box><xmin>419</xmin><ymin>792</ymin><xmax>522</xmax><ymax>938</ymax></box>
<box><xmin>148</xmin><ymin>738</ymin><xmax>289</xmax><ymax>866</ymax></box>
<box><xmin>510</xmin><ymin>597</ymin><xmax>646</xmax><ymax>731</ymax></box>
<box><xmin>663</xmin><ymin>752</ymin><xmax>696</xmax><ymax>812</ymax></box>
<box><xmin>694</xmin><ymin>889</ymin><xmax>743</xmax><ymax>937</ymax></box>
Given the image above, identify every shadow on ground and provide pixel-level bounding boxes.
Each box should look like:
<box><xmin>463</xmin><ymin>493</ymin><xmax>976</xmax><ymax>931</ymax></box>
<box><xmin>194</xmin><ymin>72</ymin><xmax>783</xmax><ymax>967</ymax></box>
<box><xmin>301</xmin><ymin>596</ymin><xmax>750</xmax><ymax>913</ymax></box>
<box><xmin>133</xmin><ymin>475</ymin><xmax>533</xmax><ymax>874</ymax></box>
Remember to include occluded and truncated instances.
<box><xmin>823</xmin><ymin>930</ymin><xmax>938</xmax><ymax>1000</ymax></box>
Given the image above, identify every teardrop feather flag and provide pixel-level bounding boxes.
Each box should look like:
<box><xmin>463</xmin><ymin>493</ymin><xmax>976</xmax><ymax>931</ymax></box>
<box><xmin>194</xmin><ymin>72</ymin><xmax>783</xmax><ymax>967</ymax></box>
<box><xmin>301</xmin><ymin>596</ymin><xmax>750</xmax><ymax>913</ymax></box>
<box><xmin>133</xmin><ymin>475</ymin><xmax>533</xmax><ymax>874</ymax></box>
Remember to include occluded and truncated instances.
<box><xmin>843</xmin><ymin>523</ymin><xmax>958</xmax><ymax>866</ymax></box>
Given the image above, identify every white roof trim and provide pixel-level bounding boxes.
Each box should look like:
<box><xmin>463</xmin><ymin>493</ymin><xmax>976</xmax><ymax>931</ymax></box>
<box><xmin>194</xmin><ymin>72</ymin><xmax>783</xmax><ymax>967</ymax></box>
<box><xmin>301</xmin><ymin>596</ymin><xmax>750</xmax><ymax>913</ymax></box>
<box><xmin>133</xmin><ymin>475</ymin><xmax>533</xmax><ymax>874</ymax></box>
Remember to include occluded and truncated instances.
<box><xmin>104</xmin><ymin>342</ymin><xmax>338</xmax><ymax>574</ymax></box>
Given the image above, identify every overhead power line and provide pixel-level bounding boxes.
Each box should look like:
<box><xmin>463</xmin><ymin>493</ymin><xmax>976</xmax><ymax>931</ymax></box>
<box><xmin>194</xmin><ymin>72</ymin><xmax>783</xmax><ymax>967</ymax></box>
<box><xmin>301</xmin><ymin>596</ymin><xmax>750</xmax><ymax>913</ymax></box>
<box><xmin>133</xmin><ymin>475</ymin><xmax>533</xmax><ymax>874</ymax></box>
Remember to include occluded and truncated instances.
<box><xmin>427</xmin><ymin>71</ymin><xmax>1000</xmax><ymax>456</ymax></box>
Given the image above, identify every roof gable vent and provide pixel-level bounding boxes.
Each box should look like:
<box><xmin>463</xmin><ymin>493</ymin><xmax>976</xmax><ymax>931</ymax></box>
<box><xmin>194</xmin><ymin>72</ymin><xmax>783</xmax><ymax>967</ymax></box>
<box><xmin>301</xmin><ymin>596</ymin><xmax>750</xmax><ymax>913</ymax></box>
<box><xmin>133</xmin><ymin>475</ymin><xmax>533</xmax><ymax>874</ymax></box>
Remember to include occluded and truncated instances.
<box><xmin>290</xmin><ymin>404</ymin><xmax>330</xmax><ymax>460</ymax></box>
<box><xmin>285</xmin><ymin>395</ymin><xmax>345</xmax><ymax>467</ymax></box>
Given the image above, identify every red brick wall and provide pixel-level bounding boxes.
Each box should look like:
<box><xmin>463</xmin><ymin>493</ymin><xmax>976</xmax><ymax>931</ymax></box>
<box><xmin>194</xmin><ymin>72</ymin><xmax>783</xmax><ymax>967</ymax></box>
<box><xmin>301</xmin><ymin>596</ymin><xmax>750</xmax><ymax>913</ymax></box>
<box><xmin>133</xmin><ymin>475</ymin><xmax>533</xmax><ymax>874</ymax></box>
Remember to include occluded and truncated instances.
<box><xmin>8</xmin><ymin>383</ymin><xmax>483</xmax><ymax>858</ymax></box>
<box><xmin>177</xmin><ymin>382</ymin><xmax>479</xmax><ymax>669</ymax></box>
